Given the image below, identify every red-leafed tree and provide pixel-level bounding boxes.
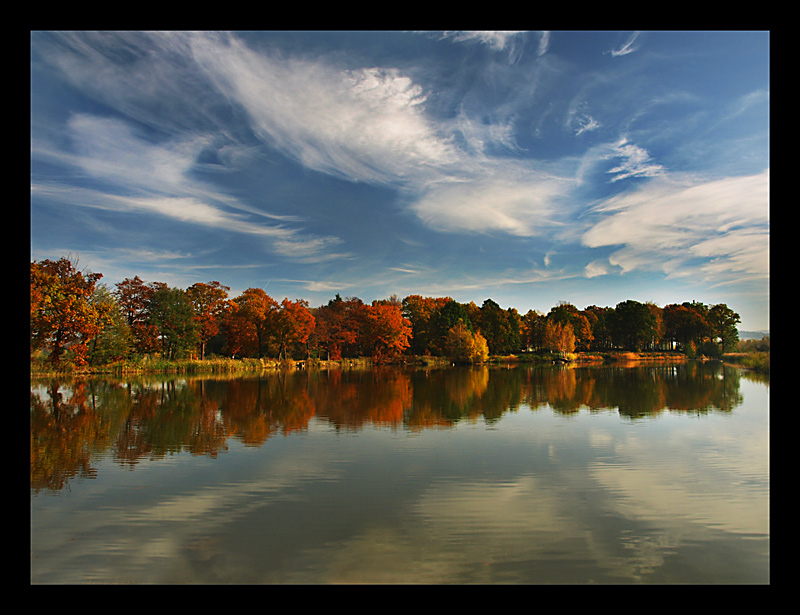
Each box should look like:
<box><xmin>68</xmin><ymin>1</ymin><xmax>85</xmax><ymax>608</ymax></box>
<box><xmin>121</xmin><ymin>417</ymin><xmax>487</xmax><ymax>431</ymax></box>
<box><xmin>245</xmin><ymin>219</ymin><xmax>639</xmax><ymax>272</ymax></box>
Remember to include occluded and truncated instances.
<box><xmin>222</xmin><ymin>288</ymin><xmax>279</xmax><ymax>358</ymax></box>
<box><xmin>114</xmin><ymin>276</ymin><xmax>166</xmax><ymax>354</ymax></box>
<box><xmin>311</xmin><ymin>295</ymin><xmax>366</xmax><ymax>360</ymax></box>
<box><xmin>271</xmin><ymin>298</ymin><xmax>315</xmax><ymax>360</ymax></box>
<box><xmin>186</xmin><ymin>281</ymin><xmax>230</xmax><ymax>359</ymax></box>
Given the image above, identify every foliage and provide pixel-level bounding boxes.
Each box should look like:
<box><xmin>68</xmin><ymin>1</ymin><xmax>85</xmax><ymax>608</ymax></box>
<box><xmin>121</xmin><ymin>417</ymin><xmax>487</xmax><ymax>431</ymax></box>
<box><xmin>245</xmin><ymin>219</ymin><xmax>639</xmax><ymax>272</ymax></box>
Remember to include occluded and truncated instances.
<box><xmin>30</xmin><ymin>257</ymin><xmax>104</xmax><ymax>365</ymax></box>
<box><xmin>362</xmin><ymin>300</ymin><xmax>412</xmax><ymax>360</ymax></box>
<box><xmin>444</xmin><ymin>320</ymin><xmax>489</xmax><ymax>363</ymax></box>
<box><xmin>543</xmin><ymin>320</ymin><xmax>576</xmax><ymax>354</ymax></box>
<box><xmin>186</xmin><ymin>281</ymin><xmax>229</xmax><ymax>359</ymax></box>
<box><xmin>32</xmin><ymin>257</ymin><xmax>753</xmax><ymax>370</ymax></box>
<box><xmin>87</xmin><ymin>284</ymin><xmax>133</xmax><ymax>365</ymax></box>
<box><xmin>271</xmin><ymin>298</ymin><xmax>315</xmax><ymax>360</ymax></box>
<box><xmin>148</xmin><ymin>286</ymin><xmax>199</xmax><ymax>360</ymax></box>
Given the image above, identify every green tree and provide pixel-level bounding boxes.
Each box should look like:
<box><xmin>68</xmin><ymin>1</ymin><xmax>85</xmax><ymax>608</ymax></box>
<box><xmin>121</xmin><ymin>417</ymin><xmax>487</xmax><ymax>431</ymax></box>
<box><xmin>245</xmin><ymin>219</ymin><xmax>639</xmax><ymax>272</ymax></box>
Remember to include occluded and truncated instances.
<box><xmin>708</xmin><ymin>303</ymin><xmax>740</xmax><ymax>354</ymax></box>
<box><xmin>431</xmin><ymin>299</ymin><xmax>473</xmax><ymax>354</ymax></box>
<box><xmin>148</xmin><ymin>286</ymin><xmax>199</xmax><ymax>360</ymax></box>
<box><xmin>87</xmin><ymin>284</ymin><xmax>133</xmax><ymax>365</ymax></box>
<box><xmin>477</xmin><ymin>299</ymin><xmax>520</xmax><ymax>355</ymax></box>
<box><xmin>584</xmin><ymin>305</ymin><xmax>614</xmax><ymax>350</ymax></box>
<box><xmin>663</xmin><ymin>303</ymin><xmax>711</xmax><ymax>351</ymax></box>
<box><xmin>612</xmin><ymin>300</ymin><xmax>659</xmax><ymax>351</ymax></box>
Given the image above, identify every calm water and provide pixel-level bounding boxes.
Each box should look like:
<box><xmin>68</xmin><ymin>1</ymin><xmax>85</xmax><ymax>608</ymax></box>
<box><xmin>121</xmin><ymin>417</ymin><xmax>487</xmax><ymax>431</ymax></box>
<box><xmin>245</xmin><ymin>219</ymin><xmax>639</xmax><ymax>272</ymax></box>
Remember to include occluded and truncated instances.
<box><xmin>30</xmin><ymin>362</ymin><xmax>769</xmax><ymax>584</ymax></box>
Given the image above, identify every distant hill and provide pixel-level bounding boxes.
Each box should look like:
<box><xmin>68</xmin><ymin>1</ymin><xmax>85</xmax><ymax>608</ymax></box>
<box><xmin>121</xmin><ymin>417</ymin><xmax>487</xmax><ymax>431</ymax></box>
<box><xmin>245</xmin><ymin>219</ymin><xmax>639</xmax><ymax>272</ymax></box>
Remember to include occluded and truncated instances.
<box><xmin>739</xmin><ymin>330</ymin><xmax>770</xmax><ymax>339</ymax></box>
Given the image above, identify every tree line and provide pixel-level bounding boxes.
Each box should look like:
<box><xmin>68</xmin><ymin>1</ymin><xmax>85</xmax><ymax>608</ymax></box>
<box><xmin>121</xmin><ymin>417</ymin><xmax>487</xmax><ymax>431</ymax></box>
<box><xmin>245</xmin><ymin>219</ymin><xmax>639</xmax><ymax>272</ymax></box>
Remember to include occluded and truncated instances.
<box><xmin>30</xmin><ymin>256</ymin><xmax>743</xmax><ymax>368</ymax></box>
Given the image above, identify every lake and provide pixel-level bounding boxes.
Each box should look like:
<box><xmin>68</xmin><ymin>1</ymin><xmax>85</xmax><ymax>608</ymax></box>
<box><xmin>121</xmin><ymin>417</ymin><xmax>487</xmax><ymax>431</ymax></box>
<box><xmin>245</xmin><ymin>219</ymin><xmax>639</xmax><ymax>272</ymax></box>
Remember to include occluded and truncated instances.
<box><xmin>30</xmin><ymin>361</ymin><xmax>769</xmax><ymax>584</ymax></box>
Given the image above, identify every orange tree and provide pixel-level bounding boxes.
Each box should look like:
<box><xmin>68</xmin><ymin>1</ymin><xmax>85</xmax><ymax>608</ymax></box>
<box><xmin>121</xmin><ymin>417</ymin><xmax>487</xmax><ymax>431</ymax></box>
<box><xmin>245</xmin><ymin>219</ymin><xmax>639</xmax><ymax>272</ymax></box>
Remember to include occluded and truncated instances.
<box><xmin>30</xmin><ymin>257</ymin><xmax>104</xmax><ymax>366</ymax></box>
<box><xmin>362</xmin><ymin>300</ymin><xmax>412</xmax><ymax>360</ymax></box>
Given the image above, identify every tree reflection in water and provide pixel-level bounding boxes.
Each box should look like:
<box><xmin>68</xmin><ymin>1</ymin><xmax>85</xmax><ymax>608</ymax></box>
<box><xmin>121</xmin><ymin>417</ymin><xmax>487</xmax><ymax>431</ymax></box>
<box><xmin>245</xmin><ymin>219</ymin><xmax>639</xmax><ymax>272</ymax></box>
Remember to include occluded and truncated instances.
<box><xmin>31</xmin><ymin>362</ymin><xmax>749</xmax><ymax>492</ymax></box>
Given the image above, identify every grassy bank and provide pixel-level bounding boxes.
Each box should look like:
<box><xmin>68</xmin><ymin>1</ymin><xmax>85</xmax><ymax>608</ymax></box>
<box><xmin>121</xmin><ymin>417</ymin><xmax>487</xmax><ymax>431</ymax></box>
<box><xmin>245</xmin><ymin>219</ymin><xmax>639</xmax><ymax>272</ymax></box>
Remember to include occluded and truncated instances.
<box><xmin>723</xmin><ymin>351</ymin><xmax>770</xmax><ymax>374</ymax></box>
<box><xmin>491</xmin><ymin>351</ymin><xmax>690</xmax><ymax>364</ymax></box>
<box><xmin>32</xmin><ymin>349</ymin><xmax>765</xmax><ymax>377</ymax></box>
<box><xmin>30</xmin><ymin>355</ymin><xmax>377</xmax><ymax>377</ymax></box>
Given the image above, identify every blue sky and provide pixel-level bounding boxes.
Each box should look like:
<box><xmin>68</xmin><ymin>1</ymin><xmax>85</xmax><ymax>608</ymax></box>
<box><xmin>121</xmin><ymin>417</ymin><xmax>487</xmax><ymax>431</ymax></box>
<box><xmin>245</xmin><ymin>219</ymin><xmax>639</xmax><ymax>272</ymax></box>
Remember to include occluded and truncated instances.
<box><xmin>30</xmin><ymin>31</ymin><xmax>769</xmax><ymax>330</ymax></box>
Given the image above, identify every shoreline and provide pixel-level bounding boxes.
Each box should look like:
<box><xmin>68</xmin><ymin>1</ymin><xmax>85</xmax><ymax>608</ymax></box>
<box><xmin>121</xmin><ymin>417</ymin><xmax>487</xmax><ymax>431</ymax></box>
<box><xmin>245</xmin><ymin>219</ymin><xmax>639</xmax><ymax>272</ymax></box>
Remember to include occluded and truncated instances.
<box><xmin>31</xmin><ymin>350</ymin><xmax>728</xmax><ymax>378</ymax></box>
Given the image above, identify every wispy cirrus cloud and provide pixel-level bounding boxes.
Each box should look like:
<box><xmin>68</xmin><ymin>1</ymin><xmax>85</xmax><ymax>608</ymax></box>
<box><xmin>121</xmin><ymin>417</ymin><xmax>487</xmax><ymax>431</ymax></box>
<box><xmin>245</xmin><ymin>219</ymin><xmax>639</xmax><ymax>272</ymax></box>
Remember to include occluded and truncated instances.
<box><xmin>186</xmin><ymin>32</ymin><xmax>460</xmax><ymax>186</ymax></box>
<box><xmin>438</xmin><ymin>31</ymin><xmax>526</xmax><ymax>52</ymax></box>
<box><xmin>581</xmin><ymin>170</ymin><xmax>769</xmax><ymax>284</ymax></box>
<box><xmin>31</xmin><ymin>30</ymin><xmax>769</xmax><ymax>321</ymax></box>
<box><xmin>610</xmin><ymin>32</ymin><xmax>641</xmax><ymax>57</ymax></box>
<box><xmin>32</xmin><ymin>110</ymin><xmax>347</xmax><ymax>263</ymax></box>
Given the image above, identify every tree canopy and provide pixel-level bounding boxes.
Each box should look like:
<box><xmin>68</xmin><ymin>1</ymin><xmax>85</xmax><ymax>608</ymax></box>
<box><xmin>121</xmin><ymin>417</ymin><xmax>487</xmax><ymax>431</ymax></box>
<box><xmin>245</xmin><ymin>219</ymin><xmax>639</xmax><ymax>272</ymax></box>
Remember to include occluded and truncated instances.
<box><xmin>31</xmin><ymin>257</ymin><xmax>744</xmax><ymax>367</ymax></box>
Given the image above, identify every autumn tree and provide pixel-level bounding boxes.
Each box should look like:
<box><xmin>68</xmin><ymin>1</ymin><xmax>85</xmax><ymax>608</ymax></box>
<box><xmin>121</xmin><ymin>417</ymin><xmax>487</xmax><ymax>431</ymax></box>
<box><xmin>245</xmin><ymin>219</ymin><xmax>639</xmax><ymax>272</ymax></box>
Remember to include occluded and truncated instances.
<box><xmin>114</xmin><ymin>276</ymin><xmax>166</xmax><ymax>354</ymax></box>
<box><xmin>186</xmin><ymin>281</ymin><xmax>230</xmax><ymax>359</ymax></box>
<box><xmin>362</xmin><ymin>300</ymin><xmax>412</xmax><ymax>360</ymax></box>
<box><xmin>646</xmin><ymin>302</ymin><xmax>666</xmax><ymax>350</ymax></box>
<box><xmin>445</xmin><ymin>320</ymin><xmax>489</xmax><ymax>363</ymax></box>
<box><xmin>547</xmin><ymin>303</ymin><xmax>594</xmax><ymax>351</ymax></box>
<box><xmin>30</xmin><ymin>257</ymin><xmax>104</xmax><ymax>365</ymax></box>
<box><xmin>271</xmin><ymin>299</ymin><xmax>316</xmax><ymax>360</ymax></box>
<box><xmin>311</xmin><ymin>295</ymin><xmax>367</xmax><ymax>359</ymax></box>
<box><xmin>543</xmin><ymin>320</ymin><xmax>575</xmax><ymax>354</ymax></box>
<box><xmin>223</xmin><ymin>288</ymin><xmax>279</xmax><ymax>358</ymax></box>
<box><xmin>520</xmin><ymin>309</ymin><xmax>547</xmax><ymax>351</ymax></box>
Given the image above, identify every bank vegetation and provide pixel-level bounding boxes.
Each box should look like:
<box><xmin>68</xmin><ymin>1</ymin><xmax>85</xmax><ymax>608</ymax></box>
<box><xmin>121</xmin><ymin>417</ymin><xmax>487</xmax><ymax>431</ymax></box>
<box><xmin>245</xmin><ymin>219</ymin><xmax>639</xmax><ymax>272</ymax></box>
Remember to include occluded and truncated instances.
<box><xmin>30</xmin><ymin>256</ymin><xmax>769</xmax><ymax>376</ymax></box>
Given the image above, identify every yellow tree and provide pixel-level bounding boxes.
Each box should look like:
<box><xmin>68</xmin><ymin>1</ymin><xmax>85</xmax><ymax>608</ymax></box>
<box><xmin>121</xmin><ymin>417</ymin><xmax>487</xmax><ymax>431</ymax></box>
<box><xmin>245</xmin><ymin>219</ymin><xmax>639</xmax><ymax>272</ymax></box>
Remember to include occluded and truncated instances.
<box><xmin>445</xmin><ymin>321</ymin><xmax>489</xmax><ymax>363</ymax></box>
<box><xmin>544</xmin><ymin>320</ymin><xmax>575</xmax><ymax>354</ymax></box>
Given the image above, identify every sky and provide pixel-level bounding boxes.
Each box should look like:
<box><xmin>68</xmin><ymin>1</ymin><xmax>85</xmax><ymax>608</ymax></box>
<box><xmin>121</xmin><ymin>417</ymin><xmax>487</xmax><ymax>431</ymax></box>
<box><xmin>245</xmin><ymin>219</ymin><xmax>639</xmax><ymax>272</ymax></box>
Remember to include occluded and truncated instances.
<box><xmin>30</xmin><ymin>31</ymin><xmax>770</xmax><ymax>331</ymax></box>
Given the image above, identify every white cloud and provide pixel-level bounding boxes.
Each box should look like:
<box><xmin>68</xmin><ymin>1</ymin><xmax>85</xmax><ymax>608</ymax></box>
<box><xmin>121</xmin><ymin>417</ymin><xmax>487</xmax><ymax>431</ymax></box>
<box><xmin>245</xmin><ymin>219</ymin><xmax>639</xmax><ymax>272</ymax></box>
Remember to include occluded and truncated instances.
<box><xmin>581</xmin><ymin>170</ymin><xmax>769</xmax><ymax>284</ymax></box>
<box><xmin>62</xmin><ymin>114</ymin><xmax>209</xmax><ymax>192</ymax></box>
<box><xmin>440</xmin><ymin>31</ymin><xmax>525</xmax><ymax>52</ymax></box>
<box><xmin>584</xmin><ymin>260</ymin><xmax>613</xmax><ymax>278</ymax></box>
<box><xmin>187</xmin><ymin>32</ymin><xmax>459</xmax><ymax>186</ymax></box>
<box><xmin>575</xmin><ymin>115</ymin><xmax>601</xmax><ymax>136</ymax></box>
<box><xmin>606</xmin><ymin>138</ymin><xmax>664</xmax><ymax>182</ymax></box>
<box><xmin>537</xmin><ymin>31</ymin><xmax>551</xmax><ymax>56</ymax></box>
<box><xmin>409</xmin><ymin>166</ymin><xmax>571</xmax><ymax>236</ymax></box>
<box><xmin>610</xmin><ymin>32</ymin><xmax>641</xmax><ymax>57</ymax></box>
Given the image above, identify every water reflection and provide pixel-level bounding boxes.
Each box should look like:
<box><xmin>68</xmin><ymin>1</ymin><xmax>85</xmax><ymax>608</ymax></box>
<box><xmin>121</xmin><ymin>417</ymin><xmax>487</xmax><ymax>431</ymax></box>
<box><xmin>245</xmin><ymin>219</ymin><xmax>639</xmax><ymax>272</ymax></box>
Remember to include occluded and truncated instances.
<box><xmin>31</xmin><ymin>362</ymin><xmax>748</xmax><ymax>493</ymax></box>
